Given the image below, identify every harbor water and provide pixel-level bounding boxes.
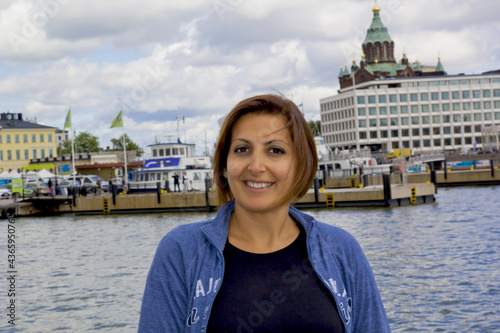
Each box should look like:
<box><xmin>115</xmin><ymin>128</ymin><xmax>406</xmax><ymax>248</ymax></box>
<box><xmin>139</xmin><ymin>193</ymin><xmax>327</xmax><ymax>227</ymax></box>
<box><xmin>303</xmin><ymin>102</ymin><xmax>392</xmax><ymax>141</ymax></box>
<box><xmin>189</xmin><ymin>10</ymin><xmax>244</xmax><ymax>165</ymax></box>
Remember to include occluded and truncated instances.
<box><xmin>2</xmin><ymin>186</ymin><xmax>499</xmax><ymax>332</ymax></box>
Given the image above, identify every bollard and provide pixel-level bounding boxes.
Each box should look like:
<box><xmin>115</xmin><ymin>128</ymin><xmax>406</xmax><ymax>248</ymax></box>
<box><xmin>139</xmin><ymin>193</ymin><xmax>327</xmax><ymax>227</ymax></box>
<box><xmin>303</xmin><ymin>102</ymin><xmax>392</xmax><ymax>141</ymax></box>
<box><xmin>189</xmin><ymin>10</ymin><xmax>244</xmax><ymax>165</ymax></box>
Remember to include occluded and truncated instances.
<box><xmin>491</xmin><ymin>160</ymin><xmax>495</xmax><ymax>177</ymax></box>
<box><xmin>313</xmin><ymin>178</ymin><xmax>319</xmax><ymax>203</ymax></box>
<box><xmin>72</xmin><ymin>186</ymin><xmax>76</xmax><ymax>207</ymax></box>
<box><xmin>157</xmin><ymin>182</ymin><xmax>161</xmax><ymax>204</ymax></box>
<box><xmin>383</xmin><ymin>173</ymin><xmax>391</xmax><ymax>201</ymax></box>
<box><xmin>362</xmin><ymin>174</ymin><xmax>369</xmax><ymax>187</ymax></box>
<box><xmin>444</xmin><ymin>161</ymin><xmax>448</xmax><ymax>180</ymax></box>
<box><xmin>204</xmin><ymin>178</ymin><xmax>211</xmax><ymax>211</ymax></box>
<box><xmin>430</xmin><ymin>170</ymin><xmax>438</xmax><ymax>194</ymax></box>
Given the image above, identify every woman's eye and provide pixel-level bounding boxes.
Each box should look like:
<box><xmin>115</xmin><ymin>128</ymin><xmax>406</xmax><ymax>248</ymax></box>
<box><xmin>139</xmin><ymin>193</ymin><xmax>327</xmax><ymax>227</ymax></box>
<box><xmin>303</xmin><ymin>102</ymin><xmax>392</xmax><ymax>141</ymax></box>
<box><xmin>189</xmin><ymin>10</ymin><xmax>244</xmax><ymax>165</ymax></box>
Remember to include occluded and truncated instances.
<box><xmin>234</xmin><ymin>146</ymin><xmax>249</xmax><ymax>153</ymax></box>
<box><xmin>269</xmin><ymin>147</ymin><xmax>285</xmax><ymax>154</ymax></box>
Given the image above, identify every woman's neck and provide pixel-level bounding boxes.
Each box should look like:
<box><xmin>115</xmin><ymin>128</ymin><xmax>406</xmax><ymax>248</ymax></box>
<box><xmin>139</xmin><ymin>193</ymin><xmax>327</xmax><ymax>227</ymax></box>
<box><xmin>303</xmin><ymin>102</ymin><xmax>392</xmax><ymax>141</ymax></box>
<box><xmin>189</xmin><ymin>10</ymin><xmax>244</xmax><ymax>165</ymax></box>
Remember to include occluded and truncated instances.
<box><xmin>228</xmin><ymin>205</ymin><xmax>300</xmax><ymax>254</ymax></box>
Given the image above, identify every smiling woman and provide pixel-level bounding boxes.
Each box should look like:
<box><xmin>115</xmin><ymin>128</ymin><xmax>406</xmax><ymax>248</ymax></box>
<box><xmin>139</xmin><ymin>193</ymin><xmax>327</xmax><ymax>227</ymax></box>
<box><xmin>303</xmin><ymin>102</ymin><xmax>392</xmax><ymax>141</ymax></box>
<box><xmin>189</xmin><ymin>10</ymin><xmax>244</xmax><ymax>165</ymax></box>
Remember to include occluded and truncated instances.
<box><xmin>138</xmin><ymin>94</ymin><xmax>390</xmax><ymax>333</ymax></box>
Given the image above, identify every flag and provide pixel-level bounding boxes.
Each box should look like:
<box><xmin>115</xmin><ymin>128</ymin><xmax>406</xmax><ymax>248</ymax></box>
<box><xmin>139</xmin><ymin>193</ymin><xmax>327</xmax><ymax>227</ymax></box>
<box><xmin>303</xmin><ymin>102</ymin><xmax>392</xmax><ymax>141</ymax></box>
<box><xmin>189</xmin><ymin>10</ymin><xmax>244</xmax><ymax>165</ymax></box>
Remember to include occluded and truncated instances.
<box><xmin>63</xmin><ymin>109</ymin><xmax>71</xmax><ymax>131</ymax></box>
<box><xmin>110</xmin><ymin>110</ymin><xmax>123</xmax><ymax>128</ymax></box>
<box><xmin>298</xmin><ymin>103</ymin><xmax>303</xmax><ymax>108</ymax></box>
<box><xmin>183</xmin><ymin>115</ymin><xmax>185</xmax><ymax>124</ymax></box>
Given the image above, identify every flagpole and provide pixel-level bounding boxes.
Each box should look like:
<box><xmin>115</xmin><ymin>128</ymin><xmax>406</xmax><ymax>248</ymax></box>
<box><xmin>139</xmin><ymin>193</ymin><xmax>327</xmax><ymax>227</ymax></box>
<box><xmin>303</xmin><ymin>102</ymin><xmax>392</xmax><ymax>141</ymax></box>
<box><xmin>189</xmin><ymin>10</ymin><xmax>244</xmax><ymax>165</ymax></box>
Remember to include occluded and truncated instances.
<box><xmin>122</xmin><ymin>125</ymin><xmax>128</xmax><ymax>180</ymax></box>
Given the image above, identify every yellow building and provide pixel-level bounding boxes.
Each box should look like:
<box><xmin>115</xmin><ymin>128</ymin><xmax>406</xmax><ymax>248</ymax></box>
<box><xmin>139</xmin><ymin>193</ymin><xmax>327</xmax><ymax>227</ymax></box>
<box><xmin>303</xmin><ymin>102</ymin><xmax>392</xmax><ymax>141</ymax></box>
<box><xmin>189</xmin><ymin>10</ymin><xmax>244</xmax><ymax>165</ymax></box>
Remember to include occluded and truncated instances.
<box><xmin>0</xmin><ymin>112</ymin><xmax>58</xmax><ymax>172</ymax></box>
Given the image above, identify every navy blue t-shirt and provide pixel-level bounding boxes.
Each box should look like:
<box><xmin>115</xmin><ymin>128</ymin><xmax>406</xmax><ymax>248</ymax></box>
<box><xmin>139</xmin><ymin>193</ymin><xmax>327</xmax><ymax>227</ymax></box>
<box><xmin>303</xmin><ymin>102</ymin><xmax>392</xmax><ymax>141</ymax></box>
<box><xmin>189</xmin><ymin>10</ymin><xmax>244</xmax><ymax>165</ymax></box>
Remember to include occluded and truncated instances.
<box><xmin>207</xmin><ymin>227</ymin><xmax>344</xmax><ymax>332</ymax></box>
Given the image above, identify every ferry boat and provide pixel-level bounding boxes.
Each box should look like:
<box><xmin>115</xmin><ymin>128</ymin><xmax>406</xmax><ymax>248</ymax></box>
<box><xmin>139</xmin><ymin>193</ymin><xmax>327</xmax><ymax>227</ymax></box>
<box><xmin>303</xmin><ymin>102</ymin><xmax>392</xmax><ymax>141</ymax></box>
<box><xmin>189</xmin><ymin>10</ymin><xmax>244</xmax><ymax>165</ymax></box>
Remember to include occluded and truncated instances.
<box><xmin>128</xmin><ymin>139</ymin><xmax>212</xmax><ymax>193</ymax></box>
<box><xmin>315</xmin><ymin>137</ymin><xmax>392</xmax><ymax>177</ymax></box>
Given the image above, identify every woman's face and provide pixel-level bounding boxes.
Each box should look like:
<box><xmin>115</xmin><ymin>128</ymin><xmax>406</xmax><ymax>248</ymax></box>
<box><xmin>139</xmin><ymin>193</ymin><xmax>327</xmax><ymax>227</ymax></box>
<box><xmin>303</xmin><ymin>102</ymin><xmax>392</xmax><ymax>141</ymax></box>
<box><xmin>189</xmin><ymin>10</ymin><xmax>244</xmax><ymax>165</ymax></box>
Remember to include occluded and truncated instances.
<box><xmin>226</xmin><ymin>113</ymin><xmax>297</xmax><ymax>214</ymax></box>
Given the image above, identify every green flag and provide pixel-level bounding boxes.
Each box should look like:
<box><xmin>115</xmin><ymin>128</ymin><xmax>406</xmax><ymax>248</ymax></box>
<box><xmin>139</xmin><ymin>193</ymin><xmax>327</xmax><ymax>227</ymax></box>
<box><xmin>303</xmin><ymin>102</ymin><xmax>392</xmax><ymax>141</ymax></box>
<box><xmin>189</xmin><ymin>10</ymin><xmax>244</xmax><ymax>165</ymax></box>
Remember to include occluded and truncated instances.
<box><xmin>110</xmin><ymin>110</ymin><xmax>123</xmax><ymax>128</ymax></box>
<box><xmin>63</xmin><ymin>109</ymin><xmax>71</xmax><ymax>131</ymax></box>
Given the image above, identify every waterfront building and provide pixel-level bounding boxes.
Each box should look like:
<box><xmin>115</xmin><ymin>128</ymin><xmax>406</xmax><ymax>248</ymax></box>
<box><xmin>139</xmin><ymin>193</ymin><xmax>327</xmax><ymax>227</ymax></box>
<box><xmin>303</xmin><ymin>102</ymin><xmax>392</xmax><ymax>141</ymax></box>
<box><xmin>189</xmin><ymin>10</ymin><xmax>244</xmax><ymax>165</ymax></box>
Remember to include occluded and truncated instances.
<box><xmin>0</xmin><ymin>112</ymin><xmax>58</xmax><ymax>172</ymax></box>
<box><xmin>320</xmin><ymin>4</ymin><xmax>500</xmax><ymax>154</ymax></box>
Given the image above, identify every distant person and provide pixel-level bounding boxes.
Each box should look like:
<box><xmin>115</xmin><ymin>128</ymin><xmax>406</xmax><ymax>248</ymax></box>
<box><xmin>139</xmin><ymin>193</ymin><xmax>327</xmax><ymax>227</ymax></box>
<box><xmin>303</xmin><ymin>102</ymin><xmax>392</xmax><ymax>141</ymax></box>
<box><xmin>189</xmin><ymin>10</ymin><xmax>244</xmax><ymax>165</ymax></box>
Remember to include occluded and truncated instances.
<box><xmin>96</xmin><ymin>178</ymin><xmax>102</xmax><ymax>196</ymax></box>
<box><xmin>55</xmin><ymin>180</ymin><xmax>60</xmax><ymax>196</ymax></box>
<box><xmin>172</xmin><ymin>173</ymin><xmax>180</xmax><ymax>192</ymax></box>
<box><xmin>122</xmin><ymin>176</ymin><xmax>128</xmax><ymax>194</ymax></box>
<box><xmin>139</xmin><ymin>94</ymin><xmax>390</xmax><ymax>332</ymax></box>
<box><xmin>182</xmin><ymin>172</ymin><xmax>190</xmax><ymax>191</ymax></box>
<box><xmin>47</xmin><ymin>179</ymin><xmax>53</xmax><ymax>197</ymax></box>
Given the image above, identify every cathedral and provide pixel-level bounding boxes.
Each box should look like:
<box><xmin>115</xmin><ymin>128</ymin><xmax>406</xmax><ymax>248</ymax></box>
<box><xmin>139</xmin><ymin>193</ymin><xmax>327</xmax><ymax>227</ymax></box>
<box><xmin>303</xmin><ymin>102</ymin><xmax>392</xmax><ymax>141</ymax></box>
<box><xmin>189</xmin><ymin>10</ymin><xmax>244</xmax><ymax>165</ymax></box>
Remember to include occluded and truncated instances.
<box><xmin>338</xmin><ymin>2</ymin><xmax>447</xmax><ymax>90</ymax></box>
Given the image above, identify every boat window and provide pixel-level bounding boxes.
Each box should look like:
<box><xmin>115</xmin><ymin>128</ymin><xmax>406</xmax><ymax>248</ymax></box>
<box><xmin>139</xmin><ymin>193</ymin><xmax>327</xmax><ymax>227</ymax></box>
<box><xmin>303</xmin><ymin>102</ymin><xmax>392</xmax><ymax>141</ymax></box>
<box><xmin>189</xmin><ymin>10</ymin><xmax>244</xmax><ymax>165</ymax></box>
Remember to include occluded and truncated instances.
<box><xmin>157</xmin><ymin>173</ymin><xmax>161</xmax><ymax>180</ymax></box>
<box><xmin>152</xmin><ymin>149</ymin><xmax>157</xmax><ymax>157</ymax></box>
<box><xmin>193</xmin><ymin>172</ymin><xmax>201</xmax><ymax>180</ymax></box>
<box><xmin>163</xmin><ymin>173</ymin><xmax>168</xmax><ymax>180</ymax></box>
<box><xmin>140</xmin><ymin>174</ymin><xmax>144</xmax><ymax>182</ymax></box>
<box><xmin>334</xmin><ymin>163</ymin><xmax>342</xmax><ymax>170</ymax></box>
<box><xmin>159</xmin><ymin>149</ymin><xmax>164</xmax><ymax>157</ymax></box>
<box><xmin>145</xmin><ymin>174</ymin><xmax>149</xmax><ymax>181</ymax></box>
<box><xmin>180</xmin><ymin>147</ymin><xmax>184</xmax><ymax>155</ymax></box>
<box><xmin>151</xmin><ymin>174</ymin><xmax>155</xmax><ymax>181</ymax></box>
<box><xmin>173</xmin><ymin>148</ymin><xmax>179</xmax><ymax>155</ymax></box>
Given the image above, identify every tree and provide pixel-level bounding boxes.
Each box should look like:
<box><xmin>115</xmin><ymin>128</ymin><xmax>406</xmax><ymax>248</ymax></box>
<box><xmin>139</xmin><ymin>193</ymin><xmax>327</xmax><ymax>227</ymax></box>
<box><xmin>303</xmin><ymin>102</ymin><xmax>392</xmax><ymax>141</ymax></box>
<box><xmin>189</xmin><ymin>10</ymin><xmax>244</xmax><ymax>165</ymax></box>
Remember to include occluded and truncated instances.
<box><xmin>60</xmin><ymin>131</ymin><xmax>100</xmax><ymax>154</ymax></box>
<box><xmin>308</xmin><ymin>120</ymin><xmax>321</xmax><ymax>136</ymax></box>
<box><xmin>110</xmin><ymin>134</ymin><xmax>144</xmax><ymax>158</ymax></box>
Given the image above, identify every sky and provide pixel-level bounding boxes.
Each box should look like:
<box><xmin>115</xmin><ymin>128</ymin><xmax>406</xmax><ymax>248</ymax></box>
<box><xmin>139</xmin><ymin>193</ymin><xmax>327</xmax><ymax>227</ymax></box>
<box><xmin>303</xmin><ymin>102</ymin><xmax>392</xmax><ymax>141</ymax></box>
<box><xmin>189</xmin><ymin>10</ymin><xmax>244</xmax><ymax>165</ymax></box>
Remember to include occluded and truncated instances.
<box><xmin>0</xmin><ymin>0</ymin><xmax>499</xmax><ymax>157</ymax></box>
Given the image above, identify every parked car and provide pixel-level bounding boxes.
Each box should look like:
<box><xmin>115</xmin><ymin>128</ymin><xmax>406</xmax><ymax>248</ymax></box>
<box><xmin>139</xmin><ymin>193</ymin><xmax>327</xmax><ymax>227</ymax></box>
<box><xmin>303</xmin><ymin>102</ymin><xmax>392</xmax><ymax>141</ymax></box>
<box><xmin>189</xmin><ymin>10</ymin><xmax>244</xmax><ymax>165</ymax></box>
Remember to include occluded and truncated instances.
<box><xmin>0</xmin><ymin>186</ymin><xmax>12</xmax><ymax>200</ymax></box>
<box><xmin>25</xmin><ymin>182</ymin><xmax>50</xmax><ymax>196</ymax></box>
<box><xmin>66</xmin><ymin>175</ymin><xmax>108</xmax><ymax>194</ymax></box>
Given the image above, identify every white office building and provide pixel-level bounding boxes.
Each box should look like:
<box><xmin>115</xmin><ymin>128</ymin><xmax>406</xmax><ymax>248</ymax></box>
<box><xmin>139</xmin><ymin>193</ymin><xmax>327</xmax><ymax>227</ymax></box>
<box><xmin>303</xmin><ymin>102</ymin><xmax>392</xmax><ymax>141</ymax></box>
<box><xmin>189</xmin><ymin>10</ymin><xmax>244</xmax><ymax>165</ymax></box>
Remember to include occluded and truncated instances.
<box><xmin>320</xmin><ymin>73</ymin><xmax>500</xmax><ymax>153</ymax></box>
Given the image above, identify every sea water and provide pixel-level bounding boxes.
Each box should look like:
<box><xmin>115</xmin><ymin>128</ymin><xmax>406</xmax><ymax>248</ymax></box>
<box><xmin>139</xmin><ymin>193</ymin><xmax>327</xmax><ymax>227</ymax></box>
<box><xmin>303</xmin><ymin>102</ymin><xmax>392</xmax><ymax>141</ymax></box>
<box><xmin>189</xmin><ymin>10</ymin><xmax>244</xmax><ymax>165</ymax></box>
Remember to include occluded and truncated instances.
<box><xmin>1</xmin><ymin>186</ymin><xmax>499</xmax><ymax>332</ymax></box>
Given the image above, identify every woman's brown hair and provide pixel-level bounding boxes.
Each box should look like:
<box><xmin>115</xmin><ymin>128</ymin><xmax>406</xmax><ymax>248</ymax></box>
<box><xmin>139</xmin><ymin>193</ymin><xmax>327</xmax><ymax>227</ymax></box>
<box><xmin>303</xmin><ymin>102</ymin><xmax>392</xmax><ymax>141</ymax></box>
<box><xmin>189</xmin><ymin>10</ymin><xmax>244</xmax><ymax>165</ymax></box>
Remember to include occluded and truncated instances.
<box><xmin>213</xmin><ymin>94</ymin><xmax>318</xmax><ymax>207</ymax></box>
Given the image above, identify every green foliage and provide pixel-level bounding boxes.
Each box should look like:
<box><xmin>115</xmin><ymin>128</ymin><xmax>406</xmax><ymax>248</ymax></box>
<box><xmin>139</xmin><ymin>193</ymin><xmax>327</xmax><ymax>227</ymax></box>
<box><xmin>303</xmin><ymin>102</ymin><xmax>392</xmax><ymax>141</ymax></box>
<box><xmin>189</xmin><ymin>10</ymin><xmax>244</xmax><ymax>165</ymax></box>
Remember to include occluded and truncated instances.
<box><xmin>110</xmin><ymin>134</ymin><xmax>144</xmax><ymax>157</ymax></box>
<box><xmin>59</xmin><ymin>131</ymin><xmax>100</xmax><ymax>154</ymax></box>
<box><xmin>308</xmin><ymin>120</ymin><xmax>321</xmax><ymax>136</ymax></box>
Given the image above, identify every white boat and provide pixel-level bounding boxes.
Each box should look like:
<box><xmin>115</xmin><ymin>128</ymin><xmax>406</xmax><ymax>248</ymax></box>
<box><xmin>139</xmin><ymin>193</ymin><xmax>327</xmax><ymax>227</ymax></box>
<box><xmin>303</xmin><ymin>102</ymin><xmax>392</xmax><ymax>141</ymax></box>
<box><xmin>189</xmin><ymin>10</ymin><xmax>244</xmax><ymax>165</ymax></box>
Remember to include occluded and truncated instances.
<box><xmin>315</xmin><ymin>137</ymin><xmax>392</xmax><ymax>177</ymax></box>
<box><xmin>128</xmin><ymin>139</ymin><xmax>212</xmax><ymax>193</ymax></box>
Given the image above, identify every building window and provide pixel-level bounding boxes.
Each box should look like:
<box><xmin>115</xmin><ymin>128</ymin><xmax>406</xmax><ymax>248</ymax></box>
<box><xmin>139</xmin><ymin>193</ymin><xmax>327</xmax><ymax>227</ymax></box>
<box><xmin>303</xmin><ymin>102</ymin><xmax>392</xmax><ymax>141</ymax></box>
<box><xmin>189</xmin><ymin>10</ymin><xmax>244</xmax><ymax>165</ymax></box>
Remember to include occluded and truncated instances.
<box><xmin>462</xmin><ymin>91</ymin><xmax>470</xmax><ymax>99</ymax></box>
<box><xmin>24</xmin><ymin>150</ymin><xmax>29</xmax><ymax>159</ymax></box>
<box><xmin>32</xmin><ymin>134</ymin><xmax>36</xmax><ymax>143</ymax></box>
<box><xmin>390</xmin><ymin>106</ymin><xmax>398</xmax><ymax>114</ymax></box>
<box><xmin>493</xmin><ymin>89</ymin><xmax>500</xmax><ymax>97</ymax></box>
<box><xmin>391</xmin><ymin>130</ymin><xmax>399</xmax><ymax>137</ymax></box>
<box><xmin>472</xmin><ymin>90</ymin><xmax>480</xmax><ymax>98</ymax></box>
<box><xmin>452</xmin><ymin>91</ymin><xmax>459</xmax><ymax>99</ymax></box>
<box><xmin>6</xmin><ymin>135</ymin><xmax>11</xmax><ymax>143</ymax></box>
<box><xmin>431</xmin><ymin>92</ymin><xmax>439</xmax><ymax>100</ymax></box>
<box><xmin>433</xmin><ymin>127</ymin><xmax>440</xmax><ymax>135</ymax></box>
<box><xmin>495</xmin><ymin>101</ymin><xmax>500</xmax><ymax>109</ymax></box>
<box><xmin>412</xmin><ymin>117</ymin><xmax>419</xmax><ymax>125</ymax></box>
<box><xmin>433</xmin><ymin>116</ymin><xmax>440</xmax><ymax>124</ymax></box>
<box><xmin>434</xmin><ymin>139</ymin><xmax>441</xmax><ymax>147</ymax></box>
<box><xmin>390</xmin><ymin>118</ymin><xmax>398</xmax><ymax>126</ymax></box>
<box><xmin>454</xmin><ymin>126</ymin><xmax>461</xmax><ymax>134</ymax></box>
<box><xmin>484</xmin><ymin>101</ymin><xmax>491</xmax><ymax>109</ymax></box>
<box><xmin>464</xmin><ymin>126</ymin><xmax>472</xmax><ymax>133</ymax></box>
<box><xmin>411</xmin><ymin>105</ymin><xmax>418</xmax><ymax>113</ymax></box>
<box><xmin>402</xmin><ymin>129</ymin><xmax>409</xmax><ymax>137</ymax></box>
<box><xmin>453</xmin><ymin>103</ymin><xmax>460</xmax><ymax>111</ymax></box>
<box><xmin>441</xmin><ymin>92</ymin><xmax>449</xmax><ymax>100</ymax></box>
<box><xmin>424</xmin><ymin>140</ymin><xmax>431</xmax><ymax>147</ymax></box>
<box><xmin>400</xmin><ymin>94</ymin><xmax>408</xmax><ymax>102</ymax></box>
<box><xmin>49</xmin><ymin>148</ymin><xmax>54</xmax><ymax>157</ymax></box>
<box><xmin>359</xmin><ymin>120</ymin><xmax>367</xmax><ymax>127</ymax></box>
<box><xmin>392</xmin><ymin>142</ymin><xmax>400</xmax><ymax>149</ymax></box>
<box><xmin>413</xmin><ymin>140</ymin><xmax>421</xmax><ymax>148</ymax></box>
<box><xmin>444</xmin><ymin>138</ymin><xmax>451</xmax><ymax>146</ymax></box>
<box><xmin>432</xmin><ymin>104</ymin><xmax>440</xmax><ymax>112</ymax></box>
<box><xmin>0</xmin><ymin>135</ymin><xmax>2</xmax><ymax>143</ymax></box>
<box><xmin>48</xmin><ymin>134</ymin><xmax>53</xmax><ymax>142</ymax></box>
<box><xmin>443</xmin><ymin>115</ymin><xmax>450</xmax><ymax>123</ymax></box>
<box><xmin>16</xmin><ymin>150</ymin><xmax>20</xmax><ymax>160</ymax></box>
<box><xmin>400</xmin><ymin>106</ymin><xmax>408</xmax><ymax>113</ymax></box>
<box><xmin>422</xmin><ymin>116</ymin><xmax>430</xmax><ymax>124</ymax></box>
<box><xmin>442</xmin><ymin>104</ymin><xmax>450</xmax><ymax>111</ymax></box>
<box><xmin>369</xmin><ymin>107</ymin><xmax>376</xmax><ymax>115</ymax></box>
<box><xmin>464</xmin><ymin>114</ymin><xmax>472</xmax><ymax>122</ymax></box>
<box><xmin>412</xmin><ymin>128</ymin><xmax>420</xmax><ymax>136</ymax></box>
<box><xmin>23</xmin><ymin>134</ymin><xmax>28</xmax><ymax>143</ymax></box>
<box><xmin>465</xmin><ymin>137</ymin><xmax>472</xmax><ymax>144</ymax></box>
<box><xmin>423</xmin><ymin>128</ymin><xmax>431</xmax><ymax>136</ymax></box>
<box><xmin>473</xmin><ymin>102</ymin><xmax>481</xmax><ymax>110</ymax></box>
<box><xmin>421</xmin><ymin>105</ymin><xmax>429</xmax><ymax>112</ymax></box>
<box><xmin>370</xmin><ymin>131</ymin><xmax>378</xmax><ymax>138</ymax></box>
<box><xmin>41</xmin><ymin>149</ymin><xmax>45</xmax><ymax>158</ymax></box>
<box><xmin>381</xmin><ymin>130</ymin><xmax>388</xmax><ymax>138</ymax></box>
<box><xmin>401</xmin><ymin>118</ymin><xmax>409</xmax><ymax>125</ymax></box>
<box><xmin>421</xmin><ymin>93</ymin><xmax>428</xmax><ymax>101</ymax></box>
<box><xmin>485</xmin><ymin>113</ymin><xmax>492</xmax><ymax>121</ymax></box>
<box><xmin>40</xmin><ymin>134</ymin><xmax>44</xmax><ymax>142</ymax></box>
<box><xmin>483</xmin><ymin>90</ymin><xmax>491</xmax><ymax>98</ymax></box>
<box><xmin>379</xmin><ymin>107</ymin><xmax>387</xmax><ymax>115</ymax></box>
<box><xmin>379</xmin><ymin>95</ymin><xmax>386</xmax><ymax>103</ymax></box>
<box><xmin>15</xmin><ymin>135</ymin><xmax>19</xmax><ymax>143</ymax></box>
<box><xmin>403</xmin><ymin>141</ymin><xmax>410</xmax><ymax>148</ymax></box>
<box><xmin>368</xmin><ymin>96</ymin><xmax>376</xmax><ymax>104</ymax></box>
<box><xmin>358</xmin><ymin>108</ymin><xmax>366</xmax><ymax>116</ymax></box>
<box><xmin>444</xmin><ymin>127</ymin><xmax>451</xmax><ymax>134</ymax></box>
<box><xmin>495</xmin><ymin>112</ymin><xmax>500</xmax><ymax>120</ymax></box>
<box><xmin>357</xmin><ymin>96</ymin><xmax>365</xmax><ymax>104</ymax></box>
<box><xmin>370</xmin><ymin>119</ymin><xmax>377</xmax><ymax>127</ymax></box>
<box><xmin>453</xmin><ymin>115</ymin><xmax>461</xmax><ymax>122</ymax></box>
<box><xmin>380</xmin><ymin>119</ymin><xmax>388</xmax><ymax>126</ymax></box>
<box><xmin>389</xmin><ymin>95</ymin><xmax>397</xmax><ymax>102</ymax></box>
<box><xmin>360</xmin><ymin>132</ymin><xmax>367</xmax><ymax>139</ymax></box>
<box><xmin>410</xmin><ymin>94</ymin><xmax>418</xmax><ymax>101</ymax></box>
<box><xmin>474</xmin><ymin>114</ymin><xmax>482</xmax><ymax>121</ymax></box>
<box><xmin>455</xmin><ymin>138</ymin><xmax>462</xmax><ymax>145</ymax></box>
<box><xmin>463</xmin><ymin>102</ymin><xmax>471</xmax><ymax>110</ymax></box>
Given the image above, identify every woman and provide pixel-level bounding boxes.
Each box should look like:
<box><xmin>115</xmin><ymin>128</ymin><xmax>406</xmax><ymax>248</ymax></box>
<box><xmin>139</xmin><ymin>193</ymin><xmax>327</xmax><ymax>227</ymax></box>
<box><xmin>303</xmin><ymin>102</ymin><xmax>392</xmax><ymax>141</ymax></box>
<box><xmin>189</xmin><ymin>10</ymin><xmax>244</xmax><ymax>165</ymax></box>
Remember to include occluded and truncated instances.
<box><xmin>138</xmin><ymin>94</ymin><xmax>390</xmax><ymax>332</ymax></box>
